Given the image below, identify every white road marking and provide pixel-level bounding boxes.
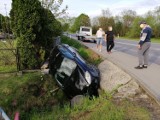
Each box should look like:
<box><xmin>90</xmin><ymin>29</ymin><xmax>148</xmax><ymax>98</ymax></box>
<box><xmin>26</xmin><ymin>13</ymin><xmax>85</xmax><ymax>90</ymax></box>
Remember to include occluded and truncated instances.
<box><xmin>115</xmin><ymin>41</ymin><xmax>160</xmax><ymax>51</ymax></box>
<box><xmin>115</xmin><ymin>41</ymin><xmax>136</xmax><ymax>46</ymax></box>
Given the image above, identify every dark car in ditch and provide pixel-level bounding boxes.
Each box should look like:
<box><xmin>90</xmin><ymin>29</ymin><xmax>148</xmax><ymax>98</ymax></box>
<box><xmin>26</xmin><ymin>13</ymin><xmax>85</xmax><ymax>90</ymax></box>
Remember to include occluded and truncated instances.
<box><xmin>49</xmin><ymin>44</ymin><xmax>100</xmax><ymax>99</ymax></box>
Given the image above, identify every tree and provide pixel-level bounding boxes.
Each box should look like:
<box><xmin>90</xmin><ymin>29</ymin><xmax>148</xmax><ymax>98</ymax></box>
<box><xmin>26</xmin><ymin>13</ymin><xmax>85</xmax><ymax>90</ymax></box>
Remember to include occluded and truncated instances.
<box><xmin>71</xmin><ymin>13</ymin><xmax>91</xmax><ymax>32</ymax></box>
<box><xmin>152</xmin><ymin>6</ymin><xmax>160</xmax><ymax>38</ymax></box>
<box><xmin>40</xmin><ymin>0</ymin><xmax>68</xmax><ymax>18</ymax></box>
<box><xmin>121</xmin><ymin>10</ymin><xmax>137</xmax><ymax>36</ymax></box>
<box><xmin>126</xmin><ymin>17</ymin><xmax>142</xmax><ymax>38</ymax></box>
<box><xmin>91</xmin><ymin>17</ymin><xmax>99</xmax><ymax>34</ymax></box>
<box><xmin>98</xmin><ymin>16</ymin><xmax>115</xmax><ymax>31</ymax></box>
<box><xmin>62</xmin><ymin>23</ymin><xmax>69</xmax><ymax>32</ymax></box>
<box><xmin>115</xmin><ymin>21</ymin><xmax>123</xmax><ymax>36</ymax></box>
<box><xmin>101</xmin><ymin>9</ymin><xmax>112</xmax><ymax>18</ymax></box>
<box><xmin>0</xmin><ymin>14</ymin><xmax>5</xmax><ymax>32</ymax></box>
<box><xmin>40</xmin><ymin>0</ymin><xmax>68</xmax><ymax>34</ymax></box>
<box><xmin>154</xmin><ymin>6</ymin><xmax>160</xmax><ymax>24</ymax></box>
<box><xmin>0</xmin><ymin>14</ymin><xmax>11</xmax><ymax>34</ymax></box>
<box><xmin>95</xmin><ymin>10</ymin><xmax>115</xmax><ymax>32</ymax></box>
<box><xmin>10</xmin><ymin>0</ymin><xmax>62</xmax><ymax>69</ymax></box>
<box><xmin>121</xmin><ymin>10</ymin><xmax>137</xmax><ymax>27</ymax></box>
<box><xmin>114</xmin><ymin>15</ymin><xmax>124</xmax><ymax>36</ymax></box>
<box><xmin>36</xmin><ymin>9</ymin><xmax>62</xmax><ymax>58</ymax></box>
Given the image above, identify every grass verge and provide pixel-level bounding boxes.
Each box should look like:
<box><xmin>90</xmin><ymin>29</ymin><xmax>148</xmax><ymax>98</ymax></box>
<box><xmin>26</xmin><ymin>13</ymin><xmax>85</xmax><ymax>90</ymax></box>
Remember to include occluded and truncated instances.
<box><xmin>118</xmin><ymin>37</ymin><xmax>160</xmax><ymax>43</ymax></box>
<box><xmin>61</xmin><ymin>35</ymin><xmax>102</xmax><ymax>66</ymax></box>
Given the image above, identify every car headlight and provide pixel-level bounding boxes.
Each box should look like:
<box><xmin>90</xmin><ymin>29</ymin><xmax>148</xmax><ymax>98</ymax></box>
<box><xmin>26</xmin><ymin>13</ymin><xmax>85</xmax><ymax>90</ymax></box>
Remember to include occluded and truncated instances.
<box><xmin>85</xmin><ymin>71</ymin><xmax>91</xmax><ymax>85</ymax></box>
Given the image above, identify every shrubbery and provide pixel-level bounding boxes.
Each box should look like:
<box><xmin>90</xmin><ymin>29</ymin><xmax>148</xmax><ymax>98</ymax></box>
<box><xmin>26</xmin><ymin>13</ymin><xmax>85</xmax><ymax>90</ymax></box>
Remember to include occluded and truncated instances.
<box><xmin>10</xmin><ymin>0</ymin><xmax>62</xmax><ymax>69</ymax></box>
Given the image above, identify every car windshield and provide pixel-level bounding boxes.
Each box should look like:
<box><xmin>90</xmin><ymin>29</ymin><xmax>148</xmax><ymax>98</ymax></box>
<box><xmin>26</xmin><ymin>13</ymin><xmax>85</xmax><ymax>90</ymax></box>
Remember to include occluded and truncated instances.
<box><xmin>81</xmin><ymin>28</ymin><xmax>90</xmax><ymax>32</ymax></box>
<box><xmin>57</xmin><ymin>57</ymin><xmax>77</xmax><ymax>77</ymax></box>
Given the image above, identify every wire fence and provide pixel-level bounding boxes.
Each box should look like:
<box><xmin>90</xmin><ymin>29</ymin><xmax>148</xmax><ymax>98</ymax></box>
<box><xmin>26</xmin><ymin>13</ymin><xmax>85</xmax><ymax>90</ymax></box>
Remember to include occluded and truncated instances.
<box><xmin>0</xmin><ymin>47</ymin><xmax>41</xmax><ymax>73</ymax></box>
<box><xmin>0</xmin><ymin>37</ymin><xmax>61</xmax><ymax>73</ymax></box>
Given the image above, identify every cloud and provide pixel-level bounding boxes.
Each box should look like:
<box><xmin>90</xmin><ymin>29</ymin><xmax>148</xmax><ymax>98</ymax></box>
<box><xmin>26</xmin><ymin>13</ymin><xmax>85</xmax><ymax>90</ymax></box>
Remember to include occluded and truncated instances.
<box><xmin>0</xmin><ymin>0</ymin><xmax>11</xmax><ymax>16</ymax></box>
<box><xmin>1</xmin><ymin>0</ymin><xmax>160</xmax><ymax>17</ymax></box>
<box><xmin>95</xmin><ymin>0</ymin><xmax>160</xmax><ymax>16</ymax></box>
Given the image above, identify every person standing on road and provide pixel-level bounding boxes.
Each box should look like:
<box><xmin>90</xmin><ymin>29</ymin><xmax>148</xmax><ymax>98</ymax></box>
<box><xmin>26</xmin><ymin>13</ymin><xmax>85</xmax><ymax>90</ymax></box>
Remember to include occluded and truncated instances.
<box><xmin>96</xmin><ymin>28</ymin><xmax>105</xmax><ymax>52</ymax></box>
<box><xmin>135</xmin><ymin>21</ymin><xmax>152</xmax><ymax>69</ymax></box>
<box><xmin>105</xmin><ymin>26</ymin><xmax>115</xmax><ymax>54</ymax></box>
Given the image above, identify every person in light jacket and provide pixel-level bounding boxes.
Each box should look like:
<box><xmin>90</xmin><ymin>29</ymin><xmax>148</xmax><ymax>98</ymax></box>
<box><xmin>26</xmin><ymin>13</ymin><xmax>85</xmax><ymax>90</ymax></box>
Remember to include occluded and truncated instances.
<box><xmin>96</xmin><ymin>28</ymin><xmax>105</xmax><ymax>52</ymax></box>
<box><xmin>135</xmin><ymin>21</ymin><xmax>152</xmax><ymax>69</ymax></box>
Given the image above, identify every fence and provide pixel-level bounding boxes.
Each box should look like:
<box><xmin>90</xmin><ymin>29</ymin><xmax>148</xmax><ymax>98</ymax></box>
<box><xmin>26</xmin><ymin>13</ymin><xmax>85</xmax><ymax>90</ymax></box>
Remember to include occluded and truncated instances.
<box><xmin>0</xmin><ymin>47</ymin><xmax>40</xmax><ymax>73</ymax></box>
<box><xmin>0</xmin><ymin>37</ymin><xmax>61</xmax><ymax>73</ymax></box>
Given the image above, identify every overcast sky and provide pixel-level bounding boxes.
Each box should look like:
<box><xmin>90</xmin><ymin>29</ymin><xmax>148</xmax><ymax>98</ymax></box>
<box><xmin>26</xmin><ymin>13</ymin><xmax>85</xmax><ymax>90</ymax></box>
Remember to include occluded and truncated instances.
<box><xmin>0</xmin><ymin>0</ymin><xmax>160</xmax><ymax>17</ymax></box>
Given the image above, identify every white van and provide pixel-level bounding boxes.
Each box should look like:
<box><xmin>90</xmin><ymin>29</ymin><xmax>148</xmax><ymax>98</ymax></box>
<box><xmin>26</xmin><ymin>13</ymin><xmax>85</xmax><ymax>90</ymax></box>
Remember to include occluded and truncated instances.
<box><xmin>76</xmin><ymin>26</ymin><xmax>96</xmax><ymax>43</ymax></box>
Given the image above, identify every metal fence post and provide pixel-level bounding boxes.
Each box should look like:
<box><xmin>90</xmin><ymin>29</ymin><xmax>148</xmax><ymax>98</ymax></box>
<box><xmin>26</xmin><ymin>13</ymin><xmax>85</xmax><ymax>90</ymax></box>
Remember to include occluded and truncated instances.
<box><xmin>16</xmin><ymin>47</ymin><xmax>20</xmax><ymax>71</ymax></box>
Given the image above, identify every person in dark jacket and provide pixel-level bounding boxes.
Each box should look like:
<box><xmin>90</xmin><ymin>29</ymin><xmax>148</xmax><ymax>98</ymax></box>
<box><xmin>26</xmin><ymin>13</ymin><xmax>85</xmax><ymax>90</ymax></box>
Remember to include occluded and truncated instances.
<box><xmin>135</xmin><ymin>21</ymin><xmax>152</xmax><ymax>69</ymax></box>
<box><xmin>105</xmin><ymin>26</ymin><xmax>115</xmax><ymax>54</ymax></box>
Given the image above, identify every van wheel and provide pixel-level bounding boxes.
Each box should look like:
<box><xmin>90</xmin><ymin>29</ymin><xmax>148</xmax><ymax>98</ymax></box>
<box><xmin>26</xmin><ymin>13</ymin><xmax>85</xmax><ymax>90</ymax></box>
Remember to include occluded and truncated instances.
<box><xmin>77</xmin><ymin>36</ymin><xmax>80</xmax><ymax>40</ymax></box>
<box><xmin>82</xmin><ymin>37</ymin><xmax>85</xmax><ymax>42</ymax></box>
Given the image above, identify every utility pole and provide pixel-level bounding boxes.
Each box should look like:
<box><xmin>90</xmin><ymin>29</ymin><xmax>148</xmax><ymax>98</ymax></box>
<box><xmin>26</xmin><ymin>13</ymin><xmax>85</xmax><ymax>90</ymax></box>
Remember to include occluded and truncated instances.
<box><xmin>0</xmin><ymin>14</ymin><xmax>2</xmax><ymax>33</ymax></box>
<box><xmin>4</xmin><ymin>4</ymin><xmax>8</xmax><ymax>39</ymax></box>
<box><xmin>4</xmin><ymin>4</ymin><xmax>8</xmax><ymax>17</ymax></box>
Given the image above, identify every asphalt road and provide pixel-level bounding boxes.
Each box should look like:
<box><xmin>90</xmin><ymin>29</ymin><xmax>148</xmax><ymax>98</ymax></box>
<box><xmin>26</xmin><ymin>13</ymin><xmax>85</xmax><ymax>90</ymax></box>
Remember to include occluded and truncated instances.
<box><xmin>70</xmin><ymin>33</ymin><xmax>160</xmax><ymax>66</ymax></box>
<box><xmin>113</xmin><ymin>39</ymin><xmax>160</xmax><ymax>65</ymax></box>
<box><xmin>70</xmin><ymin>33</ymin><xmax>160</xmax><ymax>104</ymax></box>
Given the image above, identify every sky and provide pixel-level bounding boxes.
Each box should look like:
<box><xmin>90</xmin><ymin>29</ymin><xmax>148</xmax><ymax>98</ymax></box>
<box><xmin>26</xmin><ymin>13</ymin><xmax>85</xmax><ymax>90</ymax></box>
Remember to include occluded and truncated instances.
<box><xmin>0</xmin><ymin>0</ymin><xmax>160</xmax><ymax>17</ymax></box>
<box><xmin>0</xmin><ymin>0</ymin><xmax>11</xmax><ymax>16</ymax></box>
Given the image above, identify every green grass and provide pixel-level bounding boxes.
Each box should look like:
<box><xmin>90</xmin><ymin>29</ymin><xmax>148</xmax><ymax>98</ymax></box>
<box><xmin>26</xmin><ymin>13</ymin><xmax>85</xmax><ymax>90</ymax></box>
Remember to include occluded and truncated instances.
<box><xmin>0</xmin><ymin>65</ymin><xmax>17</xmax><ymax>73</ymax></box>
<box><xmin>0</xmin><ymin>73</ymin><xmax>151</xmax><ymax>120</ymax></box>
<box><xmin>0</xmin><ymin>72</ymin><xmax>65</xmax><ymax>120</ymax></box>
<box><xmin>29</xmin><ymin>90</ymin><xmax>150</xmax><ymax>120</ymax></box>
<box><xmin>117</xmin><ymin>37</ymin><xmax>160</xmax><ymax>43</ymax></box>
<box><xmin>0</xmin><ymin>39</ymin><xmax>16</xmax><ymax>48</ymax></box>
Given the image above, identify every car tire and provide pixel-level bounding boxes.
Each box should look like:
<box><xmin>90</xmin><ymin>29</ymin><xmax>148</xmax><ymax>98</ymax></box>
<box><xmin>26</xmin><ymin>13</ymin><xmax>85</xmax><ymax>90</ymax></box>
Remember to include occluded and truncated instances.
<box><xmin>70</xmin><ymin>95</ymin><xmax>84</xmax><ymax>108</ymax></box>
<box><xmin>77</xmin><ymin>36</ymin><xmax>80</xmax><ymax>40</ymax></box>
<box><xmin>82</xmin><ymin>38</ymin><xmax>85</xmax><ymax>42</ymax></box>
